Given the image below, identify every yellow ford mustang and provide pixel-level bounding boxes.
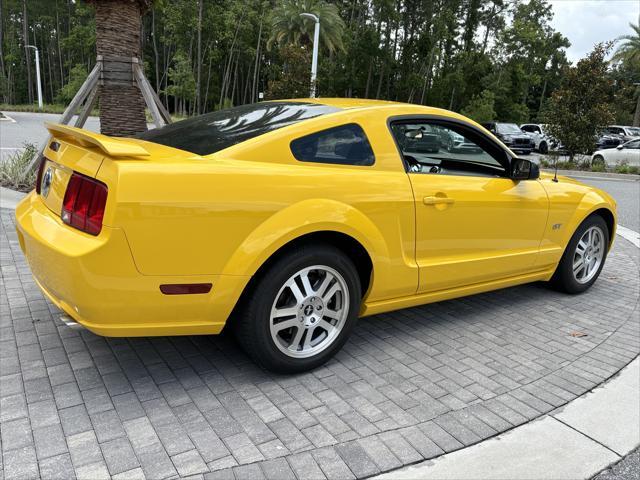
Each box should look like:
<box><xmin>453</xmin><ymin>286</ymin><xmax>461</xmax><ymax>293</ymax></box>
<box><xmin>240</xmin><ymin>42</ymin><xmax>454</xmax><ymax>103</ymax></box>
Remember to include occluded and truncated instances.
<box><xmin>16</xmin><ymin>99</ymin><xmax>616</xmax><ymax>372</ymax></box>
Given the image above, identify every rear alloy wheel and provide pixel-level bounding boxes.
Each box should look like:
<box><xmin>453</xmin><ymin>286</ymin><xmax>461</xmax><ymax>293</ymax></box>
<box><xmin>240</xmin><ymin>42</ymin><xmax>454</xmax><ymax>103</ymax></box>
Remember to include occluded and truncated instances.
<box><xmin>551</xmin><ymin>215</ymin><xmax>609</xmax><ymax>293</ymax></box>
<box><xmin>234</xmin><ymin>244</ymin><xmax>361</xmax><ymax>373</ymax></box>
<box><xmin>270</xmin><ymin>265</ymin><xmax>349</xmax><ymax>359</ymax></box>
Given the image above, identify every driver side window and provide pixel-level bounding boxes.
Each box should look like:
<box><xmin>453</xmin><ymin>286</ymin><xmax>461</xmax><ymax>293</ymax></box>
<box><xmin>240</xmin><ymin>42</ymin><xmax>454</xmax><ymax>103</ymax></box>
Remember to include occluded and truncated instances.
<box><xmin>390</xmin><ymin>121</ymin><xmax>507</xmax><ymax>177</ymax></box>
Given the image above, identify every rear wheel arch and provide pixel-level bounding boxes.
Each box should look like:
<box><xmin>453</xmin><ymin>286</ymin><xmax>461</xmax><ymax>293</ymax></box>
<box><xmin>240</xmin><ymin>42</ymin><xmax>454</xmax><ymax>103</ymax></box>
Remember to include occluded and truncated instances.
<box><xmin>240</xmin><ymin>231</ymin><xmax>373</xmax><ymax>301</ymax></box>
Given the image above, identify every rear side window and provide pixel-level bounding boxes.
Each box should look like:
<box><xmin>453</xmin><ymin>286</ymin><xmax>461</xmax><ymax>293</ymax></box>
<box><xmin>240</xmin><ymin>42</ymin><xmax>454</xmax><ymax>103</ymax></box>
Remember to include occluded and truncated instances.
<box><xmin>290</xmin><ymin>124</ymin><xmax>375</xmax><ymax>166</ymax></box>
<box><xmin>136</xmin><ymin>102</ymin><xmax>341</xmax><ymax>155</ymax></box>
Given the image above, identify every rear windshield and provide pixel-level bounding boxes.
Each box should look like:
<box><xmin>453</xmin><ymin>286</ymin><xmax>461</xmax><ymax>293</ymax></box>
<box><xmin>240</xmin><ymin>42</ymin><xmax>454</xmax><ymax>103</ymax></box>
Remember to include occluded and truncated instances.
<box><xmin>136</xmin><ymin>102</ymin><xmax>341</xmax><ymax>155</ymax></box>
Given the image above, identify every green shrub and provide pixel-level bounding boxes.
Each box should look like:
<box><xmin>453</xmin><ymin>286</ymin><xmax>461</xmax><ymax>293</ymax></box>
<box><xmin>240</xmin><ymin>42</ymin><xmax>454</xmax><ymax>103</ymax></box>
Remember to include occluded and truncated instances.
<box><xmin>0</xmin><ymin>144</ymin><xmax>38</xmax><ymax>192</ymax></box>
<box><xmin>590</xmin><ymin>162</ymin><xmax>606</xmax><ymax>172</ymax></box>
<box><xmin>56</xmin><ymin>64</ymin><xmax>89</xmax><ymax>104</ymax></box>
<box><xmin>539</xmin><ymin>158</ymin><xmax>551</xmax><ymax>168</ymax></box>
<box><xmin>628</xmin><ymin>166</ymin><xmax>639</xmax><ymax>175</ymax></box>
<box><xmin>461</xmin><ymin>90</ymin><xmax>497</xmax><ymax>124</ymax></box>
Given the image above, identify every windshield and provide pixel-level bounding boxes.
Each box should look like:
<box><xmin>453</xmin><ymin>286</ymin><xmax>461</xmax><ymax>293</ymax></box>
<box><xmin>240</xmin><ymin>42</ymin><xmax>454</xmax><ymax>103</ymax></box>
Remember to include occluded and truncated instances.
<box><xmin>625</xmin><ymin>127</ymin><xmax>640</xmax><ymax>136</ymax></box>
<box><xmin>137</xmin><ymin>102</ymin><xmax>341</xmax><ymax>155</ymax></box>
<box><xmin>496</xmin><ymin>123</ymin><xmax>523</xmax><ymax>134</ymax></box>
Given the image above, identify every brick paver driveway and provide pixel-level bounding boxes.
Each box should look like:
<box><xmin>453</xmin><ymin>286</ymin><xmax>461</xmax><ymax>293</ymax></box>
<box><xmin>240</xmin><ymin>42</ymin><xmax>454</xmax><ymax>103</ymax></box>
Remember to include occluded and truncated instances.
<box><xmin>1</xmin><ymin>208</ymin><xmax>638</xmax><ymax>480</ymax></box>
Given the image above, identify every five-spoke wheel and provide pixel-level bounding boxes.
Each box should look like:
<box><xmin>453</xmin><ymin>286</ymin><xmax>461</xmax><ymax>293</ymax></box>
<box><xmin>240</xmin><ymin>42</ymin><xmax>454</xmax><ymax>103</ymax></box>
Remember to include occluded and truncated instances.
<box><xmin>572</xmin><ymin>226</ymin><xmax>605</xmax><ymax>284</ymax></box>
<box><xmin>233</xmin><ymin>244</ymin><xmax>361</xmax><ymax>373</ymax></box>
<box><xmin>270</xmin><ymin>266</ymin><xmax>349</xmax><ymax>358</ymax></box>
<box><xmin>551</xmin><ymin>214</ymin><xmax>609</xmax><ymax>293</ymax></box>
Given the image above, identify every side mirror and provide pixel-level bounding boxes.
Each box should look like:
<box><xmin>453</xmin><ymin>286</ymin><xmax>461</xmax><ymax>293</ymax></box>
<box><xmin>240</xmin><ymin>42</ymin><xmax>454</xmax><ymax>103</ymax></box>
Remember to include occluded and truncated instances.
<box><xmin>616</xmin><ymin>145</ymin><xmax>623</xmax><ymax>150</ymax></box>
<box><xmin>511</xmin><ymin>158</ymin><xmax>539</xmax><ymax>180</ymax></box>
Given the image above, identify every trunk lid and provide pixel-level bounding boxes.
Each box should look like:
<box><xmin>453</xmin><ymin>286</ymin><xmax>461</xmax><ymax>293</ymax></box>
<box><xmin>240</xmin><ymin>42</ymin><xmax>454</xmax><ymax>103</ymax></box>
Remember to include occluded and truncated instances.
<box><xmin>38</xmin><ymin>123</ymin><xmax>150</xmax><ymax>218</ymax></box>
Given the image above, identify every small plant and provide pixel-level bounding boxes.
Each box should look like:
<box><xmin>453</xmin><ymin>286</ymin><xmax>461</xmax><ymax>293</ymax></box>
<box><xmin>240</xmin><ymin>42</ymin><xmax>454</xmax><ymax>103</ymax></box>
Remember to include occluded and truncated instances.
<box><xmin>628</xmin><ymin>166</ymin><xmax>639</xmax><ymax>175</ymax></box>
<box><xmin>0</xmin><ymin>144</ymin><xmax>38</xmax><ymax>192</ymax></box>
<box><xmin>614</xmin><ymin>164</ymin><xmax>630</xmax><ymax>174</ymax></box>
<box><xmin>539</xmin><ymin>158</ymin><xmax>552</xmax><ymax>168</ymax></box>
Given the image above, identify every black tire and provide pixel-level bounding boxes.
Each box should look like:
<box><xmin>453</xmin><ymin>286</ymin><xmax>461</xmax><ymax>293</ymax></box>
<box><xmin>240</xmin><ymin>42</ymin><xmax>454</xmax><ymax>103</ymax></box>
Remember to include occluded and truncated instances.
<box><xmin>233</xmin><ymin>244</ymin><xmax>361</xmax><ymax>373</ymax></box>
<box><xmin>539</xmin><ymin>141</ymin><xmax>548</xmax><ymax>154</ymax></box>
<box><xmin>592</xmin><ymin>155</ymin><xmax>605</xmax><ymax>167</ymax></box>
<box><xmin>550</xmin><ymin>215</ymin><xmax>609</xmax><ymax>294</ymax></box>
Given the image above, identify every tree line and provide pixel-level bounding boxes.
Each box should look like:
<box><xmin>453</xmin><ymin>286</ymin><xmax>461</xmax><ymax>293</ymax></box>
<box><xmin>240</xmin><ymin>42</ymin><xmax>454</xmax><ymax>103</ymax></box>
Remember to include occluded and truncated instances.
<box><xmin>0</xmin><ymin>0</ymin><xmax>637</xmax><ymax>126</ymax></box>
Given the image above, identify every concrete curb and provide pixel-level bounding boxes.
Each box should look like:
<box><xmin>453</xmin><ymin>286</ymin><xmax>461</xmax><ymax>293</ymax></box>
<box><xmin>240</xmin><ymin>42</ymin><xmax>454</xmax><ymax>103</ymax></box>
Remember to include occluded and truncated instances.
<box><xmin>0</xmin><ymin>186</ymin><xmax>26</xmax><ymax>209</ymax></box>
<box><xmin>378</xmin><ymin>231</ymin><xmax>640</xmax><ymax>480</ymax></box>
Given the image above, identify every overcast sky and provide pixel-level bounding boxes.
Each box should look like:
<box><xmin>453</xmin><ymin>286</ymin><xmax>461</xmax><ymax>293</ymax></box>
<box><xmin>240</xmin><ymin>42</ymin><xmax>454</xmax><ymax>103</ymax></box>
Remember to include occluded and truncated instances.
<box><xmin>548</xmin><ymin>0</ymin><xmax>639</xmax><ymax>62</ymax></box>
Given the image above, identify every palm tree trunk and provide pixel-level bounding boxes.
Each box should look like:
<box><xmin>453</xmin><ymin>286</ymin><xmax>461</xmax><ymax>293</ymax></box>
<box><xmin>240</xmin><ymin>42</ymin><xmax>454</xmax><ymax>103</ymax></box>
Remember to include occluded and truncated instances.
<box><xmin>92</xmin><ymin>0</ymin><xmax>148</xmax><ymax>137</ymax></box>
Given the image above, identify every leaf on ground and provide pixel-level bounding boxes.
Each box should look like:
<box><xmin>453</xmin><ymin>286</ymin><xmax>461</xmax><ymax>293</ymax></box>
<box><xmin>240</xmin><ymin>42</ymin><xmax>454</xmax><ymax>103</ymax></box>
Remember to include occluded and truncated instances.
<box><xmin>570</xmin><ymin>331</ymin><xmax>588</xmax><ymax>337</ymax></box>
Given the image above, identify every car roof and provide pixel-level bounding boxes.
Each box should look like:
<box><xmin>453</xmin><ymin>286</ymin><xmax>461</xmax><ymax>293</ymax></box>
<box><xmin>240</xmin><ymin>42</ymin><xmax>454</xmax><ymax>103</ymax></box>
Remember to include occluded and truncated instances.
<box><xmin>278</xmin><ymin>97</ymin><xmax>405</xmax><ymax>109</ymax></box>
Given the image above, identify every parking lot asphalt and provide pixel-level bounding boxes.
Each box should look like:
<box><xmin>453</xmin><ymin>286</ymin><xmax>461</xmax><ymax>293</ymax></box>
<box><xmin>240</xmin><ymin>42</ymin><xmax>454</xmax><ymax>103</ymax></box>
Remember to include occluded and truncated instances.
<box><xmin>570</xmin><ymin>176</ymin><xmax>639</xmax><ymax>232</ymax></box>
<box><xmin>0</xmin><ymin>112</ymin><xmax>100</xmax><ymax>161</ymax></box>
<box><xmin>1</xmin><ymin>206</ymin><xmax>638</xmax><ymax>479</ymax></box>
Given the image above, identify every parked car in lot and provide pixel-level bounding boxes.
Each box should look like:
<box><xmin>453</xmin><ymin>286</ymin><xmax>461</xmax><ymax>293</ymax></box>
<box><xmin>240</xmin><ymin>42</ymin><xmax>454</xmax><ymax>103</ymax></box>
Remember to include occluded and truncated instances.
<box><xmin>604</xmin><ymin>125</ymin><xmax>640</xmax><ymax>143</ymax></box>
<box><xmin>400</xmin><ymin>124</ymin><xmax>440</xmax><ymax>153</ymax></box>
<box><xmin>596</xmin><ymin>132</ymin><xmax>624</xmax><ymax>150</ymax></box>
<box><xmin>520</xmin><ymin>123</ymin><xmax>558</xmax><ymax>153</ymax></box>
<box><xmin>481</xmin><ymin>122</ymin><xmax>534</xmax><ymax>154</ymax></box>
<box><xmin>592</xmin><ymin>139</ymin><xmax>640</xmax><ymax>167</ymax></box>
<box><xmin>16</xmin><ymin>99</ymin><xmax>616</xmax><ymax>372</ymax></box>
<box><xmin>437</xmin><ymin>128</ymin><xmax>483</xmax><ymax>153</ymax></box>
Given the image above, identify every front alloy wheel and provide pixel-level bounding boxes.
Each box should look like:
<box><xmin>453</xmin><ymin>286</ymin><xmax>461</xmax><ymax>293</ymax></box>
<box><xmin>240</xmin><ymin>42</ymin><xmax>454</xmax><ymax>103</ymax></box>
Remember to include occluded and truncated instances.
<box><xmin>551</xmin><ymin>215</ymin><xmax>609</xmax><ymax>294</ymax></box>
<box><xmin>572</xmin><ymin>226</ymin><xmax>605</xmax><ymax>284</ymax></box>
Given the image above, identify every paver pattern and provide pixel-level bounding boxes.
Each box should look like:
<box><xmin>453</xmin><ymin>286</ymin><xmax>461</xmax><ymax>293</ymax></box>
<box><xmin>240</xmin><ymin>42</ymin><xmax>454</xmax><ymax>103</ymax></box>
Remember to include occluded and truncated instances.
<box><xmin>1</xmin><ymin>208</ymin><xmax>639</xmax><ymax>480</ymax></box>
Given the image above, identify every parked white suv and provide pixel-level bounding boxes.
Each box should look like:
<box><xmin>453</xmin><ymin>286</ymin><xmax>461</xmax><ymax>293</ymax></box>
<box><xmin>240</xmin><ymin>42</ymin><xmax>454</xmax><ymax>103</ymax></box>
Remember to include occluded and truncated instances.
<box><xmin>520</xmin><ymin>124</ymin><xmax>557</xmax><ymax>154</ymax></box>
<box><xmin>604</xmin><ymin>126</ymin><xmax>640</xmax><ymax>143</ymax></box>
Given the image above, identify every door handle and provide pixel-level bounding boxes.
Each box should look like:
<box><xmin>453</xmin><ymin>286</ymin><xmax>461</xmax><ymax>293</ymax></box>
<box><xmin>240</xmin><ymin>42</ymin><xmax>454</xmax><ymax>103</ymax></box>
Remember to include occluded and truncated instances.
<box><xmin>423</xmin><ymin>196</ymin><xmax>455</xmax><ymax>205</ymax></box>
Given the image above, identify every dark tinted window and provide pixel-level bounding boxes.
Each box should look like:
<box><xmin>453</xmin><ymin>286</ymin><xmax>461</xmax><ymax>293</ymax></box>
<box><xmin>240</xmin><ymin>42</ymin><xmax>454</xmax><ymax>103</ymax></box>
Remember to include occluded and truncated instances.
<box><xmin>290</xmin><ymin>124</ymin><xmax>374</xmax><ymax>166</ymax></box>
<box><xmin>521</xmin><ymin>125</ymin><xmax>540</xmax><ymax>134</ymax></box>
<box><xmin>137</xmin><ymin>102</ymin><xmax>341</xmax><ymax>155</ymax></box>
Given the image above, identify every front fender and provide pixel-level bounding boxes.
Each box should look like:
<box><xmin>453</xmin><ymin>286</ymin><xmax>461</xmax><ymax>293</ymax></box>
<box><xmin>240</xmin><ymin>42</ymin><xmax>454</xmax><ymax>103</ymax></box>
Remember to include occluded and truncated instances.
<box><xmin>563</xmin><ymin>191</ymin><xmax>617</xmax><ymax>247</ymax></box>
<box><xmin>221</xmin><ymin>198</ymin><xmax>391</xmax><ymax>285</ymax></box>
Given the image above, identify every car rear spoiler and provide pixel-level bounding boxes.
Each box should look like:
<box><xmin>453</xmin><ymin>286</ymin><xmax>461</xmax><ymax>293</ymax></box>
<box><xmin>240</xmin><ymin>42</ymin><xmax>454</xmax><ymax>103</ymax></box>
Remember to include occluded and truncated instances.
<box><xmin>44</xmin><ymin>122</ymin><xmax>150</xmax><ymax>157</ymax></box>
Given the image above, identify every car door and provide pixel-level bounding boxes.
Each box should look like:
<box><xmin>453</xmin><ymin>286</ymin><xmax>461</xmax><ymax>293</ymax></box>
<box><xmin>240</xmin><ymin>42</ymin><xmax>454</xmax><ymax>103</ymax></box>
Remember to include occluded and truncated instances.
<box><xmin>389</xmin><ymin>117</ymin><xmax>549</xmax><ymax>293</ymax></box>
<box><xmin>622</xmin><ymin>140</ymin><xmax>640</xmax><ymax>165</ymax></box>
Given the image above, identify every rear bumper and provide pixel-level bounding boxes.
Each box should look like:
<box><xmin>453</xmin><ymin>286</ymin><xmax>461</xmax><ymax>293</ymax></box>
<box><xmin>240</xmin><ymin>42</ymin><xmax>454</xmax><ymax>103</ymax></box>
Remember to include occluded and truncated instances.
<box><xmin>15</xmin><ymin>192</ymin><xmax>249</xmax><ymax>336</ymax></box>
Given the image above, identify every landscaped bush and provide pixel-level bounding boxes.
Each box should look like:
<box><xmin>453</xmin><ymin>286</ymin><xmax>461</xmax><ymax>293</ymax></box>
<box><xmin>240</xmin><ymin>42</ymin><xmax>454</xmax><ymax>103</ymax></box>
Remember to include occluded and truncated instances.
<box><xmin>0</xmin><ymin>144</ymin><xmax>38</xmax><ymax>192</ymax></box>
<box><xmin>539</xmin><ymin>154</ymin><xmax>639</xmax><ymax>175</ymax></box>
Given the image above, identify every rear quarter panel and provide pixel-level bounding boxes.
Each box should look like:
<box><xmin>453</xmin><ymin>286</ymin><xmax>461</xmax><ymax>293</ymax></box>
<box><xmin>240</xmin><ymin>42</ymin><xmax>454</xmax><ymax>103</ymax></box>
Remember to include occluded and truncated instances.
<box><xmin>98</xmin><ymin>108</ymin><xmax>418</xmax><ymax>303</ymax></box>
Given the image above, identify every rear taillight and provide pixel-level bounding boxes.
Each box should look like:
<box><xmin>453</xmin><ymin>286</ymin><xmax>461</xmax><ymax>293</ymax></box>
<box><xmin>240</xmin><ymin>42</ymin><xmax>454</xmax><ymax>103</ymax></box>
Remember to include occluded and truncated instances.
<box><xmin>35</xmin><ymin>156</ymin><xmax>46</xmax><ymax>194</ymax></box>
<box><xmin>61</xmin><ymin>173</ymin><xmax>108</xmax><ymax>236</ymax></box>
